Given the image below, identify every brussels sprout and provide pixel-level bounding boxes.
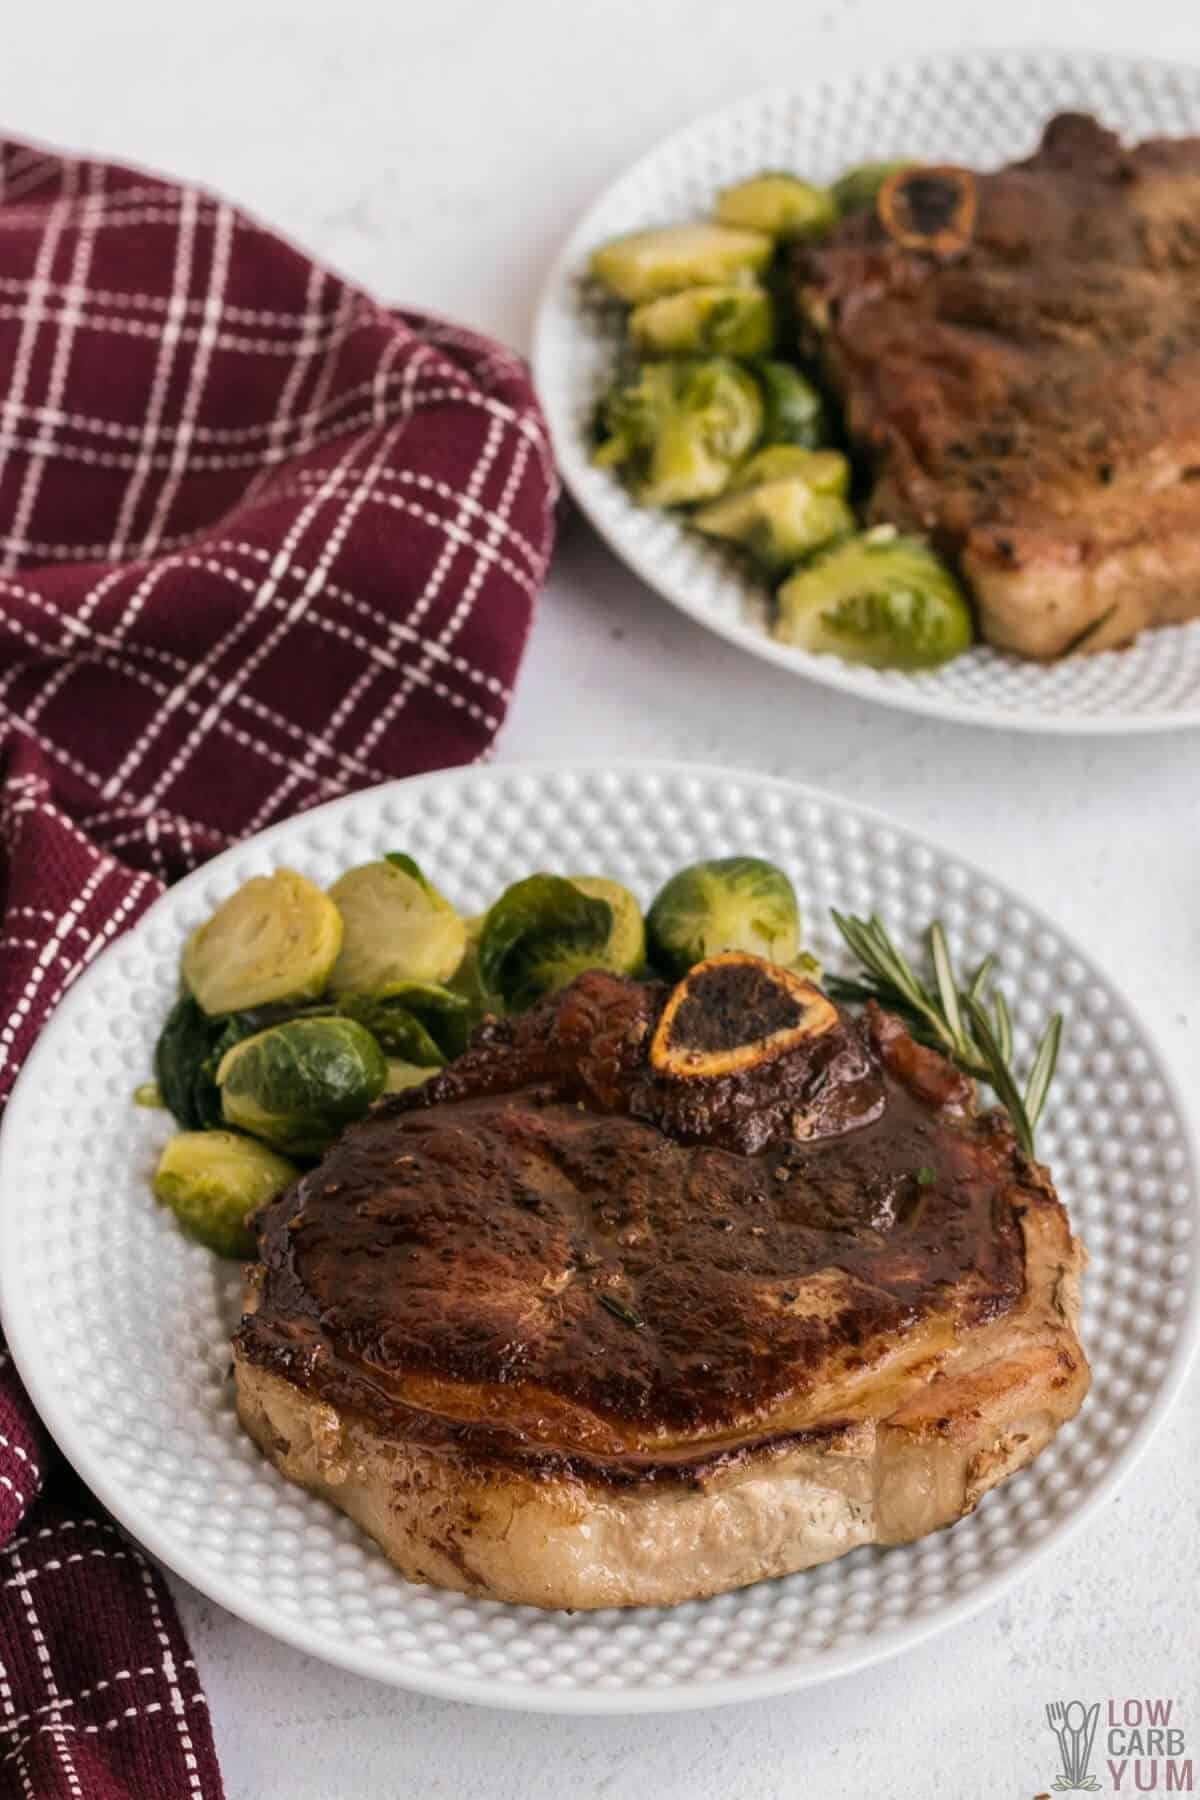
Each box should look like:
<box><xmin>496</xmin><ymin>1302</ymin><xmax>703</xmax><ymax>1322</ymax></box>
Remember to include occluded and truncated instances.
<box><xmin>478</xmin><ymin>874</ymin><xmax>617</xmax><ymax>1012</ymax></box>
<box><xmin>447</xmin><ymin>913</ymin><xmax>502</xmax><ymax>1022</ymax></box>
<box><xmin>589</xmin><ymin>223</ymin><xmax>771</xmax><ymax>303</ymax></box>
<box><xmin>774</xmin><ymin>527</ymin><xmax>974</xmax><ymax>669</ymax></box>
<box><xmin>328</xmin><ymin>854</ymin><xmax>465</xmax><ymax>993</ymax></box>
<box><xmin>729</xmin><ymin>445</ymin><xmax>850</xmax><ymax>497</ymax></box>
<box><xmin>832</xmin><ymin>160</ymin><xmax>915</xmax><ymax>216</ymax></box>
<box><xmin>182</xmin><ymin>869</ymin><xmax>342</xmax><ymax>1017</ymax></box>
<box><xmin>153</xmin><ymin>1130</ymin><xmax>297</xmax><ymax>1259</ymax></box>
<box><xmin>754</xmin><ymin>359</ymin><xmax>830</xmax><ymax>450</ymax></box>
<box><xmin>154</xmin><ymin>995</ymin><xmax>226</xmax><ymax>1130</ymax></box>
<box><xmin>336</xmin><ymin>980</ymin><xmax>469</xmax><ymax>1066</ymax></box>
<box><xmin>592</xmin><ymin>358</ymin><xmax>764</xmax><ymax>507</ymax></box>
<box><xmin>628</xmin><ymin>284</ymin><xmax>774</xmax><ymax>358</ymax></box>
<box><xmin>646</xmin><ymin>856</ymin><xmax>801</xmax><ymax>978</ymax></box>
<box><xmin>383</xmin><ymin>1059</ymin><xmax>437</xmax><ymax>1094</ymax></box>
<box><xmin>567</xmin><ymin>877</ymin><xmax>646</xmax><ymax>977</ymax></box>
<box><xmin>716</xmin><ymin>173</ymin><xmax>837</xmax><ymax>241</ymax></box>
<box><xmin>693</xmin><ymin>477</ymin><xmax>854</xmax><ymax>573</ymax></box>
<box><xmin>218</xmin><ymin>1017</ymin><xmax>387</xmax><ymax>1157</ymax></box>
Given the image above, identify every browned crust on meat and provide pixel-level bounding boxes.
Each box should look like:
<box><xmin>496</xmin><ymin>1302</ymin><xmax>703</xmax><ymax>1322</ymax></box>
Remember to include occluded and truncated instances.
<box><xmin>798</xmin><ymin>113</ymin><xmax>1200</xmax><ymax>658</ymax></box>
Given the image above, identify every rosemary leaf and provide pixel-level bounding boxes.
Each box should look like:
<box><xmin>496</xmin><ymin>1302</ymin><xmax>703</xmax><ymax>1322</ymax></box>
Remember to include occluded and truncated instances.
<box><xmin>966</xmin><ymin>954</ymin><xmax>996</xmax><ymax>1004</ymax></box>
<box><xmin>963</xmin><ymin>994</ymin><xmax>1035</xmax><ymax>1158</ymax></box>
<box><xmin>597</xmin><ymin>1292</ymin><xmax>645</xmax><ymax>1330</ymax></box>
<box><xmin>928</xmin><ymin>923</ymin><xmax>966</xmax><ymax>1055</ymax></box>
<box><xmin>992</xmin><ymin>988</ymin><xmax>1014</xmax><ymax>1065</ymax></box>
<box><xmin>1024</xmin><ymin>1013</ymin><xmax>1064</xmax><ymax>1131</ymax></box>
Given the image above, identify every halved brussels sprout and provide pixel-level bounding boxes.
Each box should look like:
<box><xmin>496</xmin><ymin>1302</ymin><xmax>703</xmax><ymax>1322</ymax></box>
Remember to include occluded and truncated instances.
<box><xmin>774</xmin><ymin>527</ymin><xmax>973</xmax><ymax>669</ymax></box>
<box><xmin>589</xmin><ymin>223</ymin><xmax>771</xmax><ymax>303</ymax></box>
<box><xmin>447</xmin><ymin>913</ymin><xmax>502</xmax><ymax>1022</ymax></box>
<box><xmin>478</xmin><ymin>874</ymin><xmax>618</xmax><ymax>1012</ymax></box>
<box><xmin>336</xmin><ymin>980</ymin><xmax>469</xmax><ymax>1066</ymax></box>
<box><xmin>155</xmin><ymin>995</ymin><xmax>226</xmax><ymax>1129</ymax></box>
<box><xmin>567</xmin><ymin>877</ymin><xmax>646</xmax><ymax>977</ymax></box>
<box><xmin>182</xmin><ymin>870</ymin><xmax>342</xmax><ymax>1017</ymax></box>
<box><xmin>693</xmin><ymin>477</ymin><xmax>854</xmax><ymax>573</ymax></box>
<box><xmin>217</xmin><ymin>1016</ymin><xmax>387</xmax><ymax>1158</ymax></box>
<box><xmin>628</xmin><ymin>284</ymin><xmax>774</xmax><ymax>358</ymax></box>
<box><xmin>716</xmin><ymin>173</ymin><xmax>837</xmax><ymax>241</ymax></box>
<box><xmin>646</xmin><ymin>856</ymin><xmax>801</xmax><ymax>979</ymax></box>
<box><xmin>728</xmin><ymin>445</ymin><xmax>850</xmax><ymax>497</ymax></box>
<box><xmin>153</xmin><ymin>1130</ymin><xmax>297</xmax><ymax>1259</ymax></box>
<box><xmin>754</xmin><ymin>359</ymin><xmax>830</xmax><ymax>450</ymax></box>
<box><xmin>383</xmin><ymin>1059</ymin><xmax>437</xmax><ymax>1095</ymax></box>
<box><xmin>328</xmin><ymin>854</ymin><xmax>465</xmax><ymax>993</ymax></box>
<box><xmin>832</xmin><ymin>160</ymin><xmax>915</xmax><ymax>216</ymax></box>
<box><xmin>592</xmin><ymin>358</ymin><xmax>764</xmax><ymax>507</ymax></box>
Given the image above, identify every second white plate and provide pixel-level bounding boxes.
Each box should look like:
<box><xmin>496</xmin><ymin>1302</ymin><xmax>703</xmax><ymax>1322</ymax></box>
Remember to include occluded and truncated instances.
<box><xmin>0</xmin><ymin>762</ymin><xmax>1196</xmax><ymax>1711</ymax></box>
<box><xmin>533</xmin><ymin>49</ymin><xmax>1200</xmax><ymax>734</ymax></box>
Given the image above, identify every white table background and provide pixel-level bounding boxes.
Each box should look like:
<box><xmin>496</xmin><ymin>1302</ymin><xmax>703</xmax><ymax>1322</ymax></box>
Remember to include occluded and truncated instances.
<box><xmin>4</xmin><ymin>2</ymin><xmax>1199</xmax><ymax>1793</ymax></box>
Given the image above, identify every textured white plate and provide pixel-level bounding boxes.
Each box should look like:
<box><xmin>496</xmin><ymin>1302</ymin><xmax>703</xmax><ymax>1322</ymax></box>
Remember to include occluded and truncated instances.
<box><xmin>532</xmin><ymin>49</ymin><xmax>1200</xmax><ymax>735</ymax></box>
<box><xmin>1</xmin><ymin>762</ymin><xmax>1197</xmax><ymax>1712</ymax></box>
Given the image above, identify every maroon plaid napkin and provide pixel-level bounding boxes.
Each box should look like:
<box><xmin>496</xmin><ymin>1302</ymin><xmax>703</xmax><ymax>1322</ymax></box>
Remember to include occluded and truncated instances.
<box><xmin>0</xmin><ymin>136</ymin><xmax>557</xmax><ymax>1796</ymax></box>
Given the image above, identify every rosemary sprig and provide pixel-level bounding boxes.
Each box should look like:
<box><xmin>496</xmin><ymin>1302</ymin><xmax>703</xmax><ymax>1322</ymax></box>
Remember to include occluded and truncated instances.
<box><xmin>826</xmin><ymin>911</ymin><xmax>1063</xmax><ymax>1159</ymax></box>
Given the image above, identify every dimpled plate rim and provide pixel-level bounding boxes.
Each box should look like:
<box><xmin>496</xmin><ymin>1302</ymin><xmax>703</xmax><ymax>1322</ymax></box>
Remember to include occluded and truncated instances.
<box><xmin>532</xmin><ymin>47</ymin><xmax>1200</xmax><ymax>736</ymax></box>
<box><xmin>0</xmin><ymin>761</ymin><xmax>1196</xmax><ymax>1715</ymax></box>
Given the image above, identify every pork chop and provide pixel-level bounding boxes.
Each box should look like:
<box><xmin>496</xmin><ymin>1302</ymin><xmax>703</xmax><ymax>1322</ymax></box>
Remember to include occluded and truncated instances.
<box><xmin>233</xmin><ymin>956</ymin><xmax>1088</xmax><ymax>1609</ymax></box>
<box><xmin>797</xmin><ymin>114</ymin><xmax>1200</xmax><ymax>658</ymax></box>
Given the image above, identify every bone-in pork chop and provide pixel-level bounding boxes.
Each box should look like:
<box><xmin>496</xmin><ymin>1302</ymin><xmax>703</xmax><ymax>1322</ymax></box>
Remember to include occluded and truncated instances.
<box><xmin>233</xmin><ymin>956</ymin><xmax>1088</xmax><ymax>1609</ymax></box>
<box><xmin>798</xmin><ymin>114</ymin><xmax>1200</xmax><ymax>658</ymax></box>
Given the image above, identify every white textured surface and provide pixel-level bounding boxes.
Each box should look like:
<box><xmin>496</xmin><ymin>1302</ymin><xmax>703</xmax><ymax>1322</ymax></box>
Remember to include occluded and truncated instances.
<box><xmin>1</xmin><ymin>764</ymin><xmax>1197</xmax><ymax>1709</ymax></box>
<box><xmin>2</xmin><ymin>1</ymin><xmax>1200</xmax><ymax>1792</ymax></box>
<box><xmin>534</xmin><ymin>50</ymin><xmax>1200</xmax><ymax>732</ymax></box>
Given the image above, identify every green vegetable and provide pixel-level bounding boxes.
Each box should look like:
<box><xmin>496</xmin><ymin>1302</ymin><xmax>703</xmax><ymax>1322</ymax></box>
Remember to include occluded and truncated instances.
<box><xmin>153</xmin><ymin>1130</ymin><xmax>297</xmax><ymax>1259</ymax></box>
<box><xmin>336</xmin><ymin>980</ymin><xmax>469</xmax><ymax>1066</ymax></box>
<box><xmin>693</xmin><ymin>477</ymin><xmax>854</xmax><ymax>573</ymax></box>
<box><xmin>478</xmin><ymin>874</ymin><xmax>615</xmax><ymax>1012</ymax></box>
<box><xmin>447</xmin><ymin>914</ymin><xmax>502</xmax><ymax>1022</ymax></box>
<box><xmin>728</xmin><ymin>445</ymin><xmax>850</xmax><ymax>497</ymax></box>
<box><xmin>646</xmin><ymin>857</ymin><xmax>801</xmax><ymax>978</ymax></box>
<box><xmin>383</xmin><ymin>1060</ymin><xmax>437</xmax><ymax>1095</ymax></box>
<box><xmin>716</xmin><ymin>173</ymin><xmax>836</xmax><ymax>241</ymax></box>
<box><xmin>566</xmin><ymin>877</ymin><xmax>646</xmax><ymax>977</ymax></box>
<box><xmin>328</xmin><ymin>855</ymin><xmax>465</xmax><ymax>993</ymax></box>
<box><xmin>589</xmin><ymin>223</ymin><xmax>771</xmax><ymax>303</ymax></box>
<box><xmin>182</xmin><ymin>869</ymin><xmax>342</xmax><ymax>1017</ymax></box>
<box><xmin>775</xmin><ymin>528</ymin><xmax>973</xmax><ymax>669</ymax></box>
<box><xmin>217</xmin><ymin>1016</ymin><xmax>387</xmax><ymax>1157</ymax></box>
<box><xmin>753</xmin><ymin>359</ymin><xmax>830</xmax><ymax>450</ymax></box>
<box><xmin>134</xmin><ymin>1082</ymin><xmax>164</xmax><ymax>1109</ymax></box>
<box><xmin>154</xmin><ymin>996</ymin><xmax>227</xmax><ymax>1130</ymax></box>
<box><xmin>832</xmin><ymin>160</ymin><xmax>915</xmax><ymax>216</ymax></box>
<box><xmin>628</xmin><ymin>283</ymin><xmax>774</xmax><ymax>358</ymax></box>
<box><xmin>592</xmin><ymin>357</ymin><xmax>764</xmax><ymax>507</ymax></box>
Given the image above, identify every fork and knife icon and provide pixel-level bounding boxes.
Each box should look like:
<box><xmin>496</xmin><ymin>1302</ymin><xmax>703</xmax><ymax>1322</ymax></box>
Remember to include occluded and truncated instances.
<box><xmin>1046</xmin><ymin>1700</ymin><xmax>1102</xmax><ymax>1792</ymax></box>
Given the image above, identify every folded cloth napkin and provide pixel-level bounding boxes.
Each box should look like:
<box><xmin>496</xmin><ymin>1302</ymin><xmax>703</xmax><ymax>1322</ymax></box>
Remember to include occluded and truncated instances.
<box><xmin>0</xmin><ymin>136</ymin><xmax>557</xmax><ymax>1796</ymax></box>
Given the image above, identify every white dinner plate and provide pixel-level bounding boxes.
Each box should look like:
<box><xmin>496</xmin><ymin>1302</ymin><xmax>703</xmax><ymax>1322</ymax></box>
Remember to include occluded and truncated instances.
<box><xmin>532</xmin><ymin>49</ymin><xmax>1200</xmax><ymax>734</ymax></box>
<box><xmin>1</xmin><ymin>762</ymin><xmax>1196</xmax><ymax>1712</ymax></box>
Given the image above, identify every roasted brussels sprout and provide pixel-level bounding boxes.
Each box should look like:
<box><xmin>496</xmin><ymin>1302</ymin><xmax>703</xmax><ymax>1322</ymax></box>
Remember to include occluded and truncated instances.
<box><xmin>589</xmin><ymin>223</ymin><xmax>771</xmax><ymax>303</ymax></box>
<box><xmin>753</xmin><ymin>359</ymin><xmax>830</xmax><ymax>450</ymax></box>
<box><xmin>447</xmin><ymin>913</ymin><xmax>501</xmax><ymax>1022</ymax></box>
<box><xmin>729</xmin><ymin>445</ymin><xmax>850</xmax><ymax>497</ymax></box>
<box><xmin>716</xmin><ymin>173</ymin><xmax>837</xmax><ymax>241</ymax></box>
<box><xmin>336</xmin><ymin>980</ymin><xmax>469</xmax><ymax>1066</ymax></box>
<box><xmin>693</xmin><ymin>471</ymin><xmax>854</xmax><ymax>572</ymax></box>
<box><xmin>328</xmin><ymin>854</ymin><xmax>465</xmax><ymax>993</ymax></box>
<box><xmin>153</xmin><ymin>1130</ymin><xmax>297</xmax><ymax>1259</ymax></box>
<box><xmin>592</xmin><ymin>358</ymin><xmax>764</xmax><ymax>507</ymax></box>
<box><xmin>383</xmin><ymin>1059</ymin><xmax>437</xmax><ymax>1094</ymax></box>
<box><xmin>832</xmin><ymin>160</ymin><xmax>915</xmax><ymax>216</ymax></box>
<box><xmin>217</xmin><ymin>1016</ymin><xmax>387</xmax><ymax>1157</ymax></box>
<box><xmin>154</xmin><ymin>995</ymin><xmax>226</xmax><ymax>1129</ymax></box>
<box><xmin>774</xmin><ymin>527</ymin><xmax>973</xmax><ymax>669</ymax></box>
<box><xmin>478</xmin><ymin>873</ymin><xmax>646</xmax><ymax>1012</ymax></box>
<box><xmin>628</xmin><ymin>284</ymin><xmax>774</xmax><ymax>358</ymax></box>
<box><xmin>646</xmin><ymin>857</ymin><xmax>801</xmax><ymax>978</ymax></box>
<box><xmin>182</xmin><ymin>869</ymin><xmax>342</xmax><ymax>1017</ymax></box>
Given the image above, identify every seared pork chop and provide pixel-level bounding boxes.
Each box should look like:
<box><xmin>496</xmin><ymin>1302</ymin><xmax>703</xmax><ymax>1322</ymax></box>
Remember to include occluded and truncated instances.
<box><xmin>798</xmin><ymin>114</ymin><xmax>1200</xmax><ymax>658</ymax></box>
<box><xmin>234</xmin><ymin>957</ymin><xmax>1088</xmax><ymax>1609</ymax></box>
